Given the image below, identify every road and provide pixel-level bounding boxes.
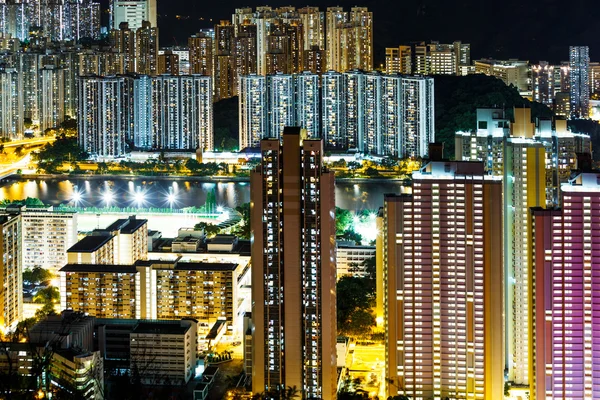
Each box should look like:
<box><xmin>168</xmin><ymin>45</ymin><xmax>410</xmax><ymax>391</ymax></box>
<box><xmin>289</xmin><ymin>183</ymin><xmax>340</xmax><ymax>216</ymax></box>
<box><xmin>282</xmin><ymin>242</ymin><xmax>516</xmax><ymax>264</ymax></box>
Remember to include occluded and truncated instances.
<box><xmin>0</xmin><ymin>154</ymin><xmax>32</xmax><ymax>179</ymax></box>
<box><xmin>347</xmin><ymin>343</ymin><xmax>385</xmax><ymax>398</ymax></box>
<box><xmin>3</xmin><ymin>136</ymin><xmax>56</xmax><ymax>148</ymax></box>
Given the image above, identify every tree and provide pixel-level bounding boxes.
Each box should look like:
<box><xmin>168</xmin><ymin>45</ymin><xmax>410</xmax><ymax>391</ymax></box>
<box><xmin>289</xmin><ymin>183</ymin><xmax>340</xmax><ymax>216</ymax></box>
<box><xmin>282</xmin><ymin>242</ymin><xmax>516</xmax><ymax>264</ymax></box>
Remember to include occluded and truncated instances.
<box><xmin>195</xmin><ymin>222</ymin><xmax>221</xmax><ymax>238</ymax></box>
<box><xmin>232</xmin><ymin>202</ymin><xmax>250</xmax><ymax>239</ymax></box>
<box><xmin>335</xmin><ymin>207</ymin><xmax>353</xmax><ymax>235</ymax></box>
<box><xmin>23</xmin><ymin>266</ymin><xmax>54</xmax><ymax>285</ymax></box>
<box><xmin>337</xmin><ymin>275</ymin><xmax>376</xmax><ymax>337</ymax></box>
<box><xmin>33</xmin><ymin>287</ymin><xmax>59</xmax><ymax>305</ymax></box>
<box><xmin>340</xmin><ymin>229</ymin><xmax>362</xmax><ymax>245</ymax></box>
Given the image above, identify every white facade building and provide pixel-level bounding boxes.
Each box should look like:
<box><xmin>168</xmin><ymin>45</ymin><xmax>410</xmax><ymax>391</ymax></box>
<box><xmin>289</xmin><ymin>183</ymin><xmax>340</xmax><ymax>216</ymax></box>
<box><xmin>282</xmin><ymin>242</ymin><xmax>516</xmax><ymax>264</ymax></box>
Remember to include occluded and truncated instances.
<box><xmin>112</xmin><ymin>0</ymin><xmax>156</xmax><ymax>31</ymax></box>
<box><xmin>239</xmin><ymin>74</ymin><xmax>267</xmax><ymax>149</ymax></box>
<box><xmin>0</xmin><ymin>67</ymin><xmax>22</xmax><ymax>139</ymax></box>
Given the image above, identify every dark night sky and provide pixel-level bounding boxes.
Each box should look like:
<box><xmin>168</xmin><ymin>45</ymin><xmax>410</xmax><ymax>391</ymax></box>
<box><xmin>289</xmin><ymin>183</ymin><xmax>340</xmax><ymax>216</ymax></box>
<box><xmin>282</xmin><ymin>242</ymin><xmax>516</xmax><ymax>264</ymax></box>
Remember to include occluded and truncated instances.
<box><xmin>102</xmin><ymin>0</ymin><xmax>600</xmax><ymax>65</ymax></box>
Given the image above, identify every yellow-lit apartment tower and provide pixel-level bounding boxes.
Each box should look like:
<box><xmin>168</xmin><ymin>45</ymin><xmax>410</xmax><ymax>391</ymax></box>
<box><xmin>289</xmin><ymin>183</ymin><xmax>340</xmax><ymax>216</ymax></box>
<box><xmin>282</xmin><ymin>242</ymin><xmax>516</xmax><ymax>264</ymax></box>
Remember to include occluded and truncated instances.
<box><xmin>250</xmin><ymin>127</ymin><xmax>337</xmax><ymax>400</ymax></box>
<box><xmin>0</xmin><ymin>213</ymin><xmax>21</xmax><ymax>331</ymax></box>
<box><xmin>504</xmin><ymin>108</ymin><xmax>546</xmax><ymax>387</ymax></box>
<box><xmin>383</xmin><ymin>160</ymin><xmax>504</xmax><ymax>399</ymax></box>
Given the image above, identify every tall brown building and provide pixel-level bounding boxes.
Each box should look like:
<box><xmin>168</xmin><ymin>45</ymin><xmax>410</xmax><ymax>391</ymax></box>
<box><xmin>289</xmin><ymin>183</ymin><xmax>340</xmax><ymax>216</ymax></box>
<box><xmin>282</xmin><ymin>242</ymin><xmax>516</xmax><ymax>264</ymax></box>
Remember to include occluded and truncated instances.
<box><xmin>251</xmin><ymin>127</ymin><xmax>337</xmax><ymax>400</ymax></box>
<box><xmin>135</xmin><ymin>21</ymin><xmax>158</xmax><ymax>75</ymax></box>
<box><xmin>157</xmin><ymin>51</ymin><xmax>179</xmax><ymax>75</ymax></box>
<box><xmin>110</xmin><ymin>22</ymin><xmax>135</xmax><ymax>73</ymax></box>
<box><xmin>303</xmin><ymin>45</ymin><xmax>325</xmax><ymax>74</ymax></box>
<box><xmin>188</xmin><ymin>32</ymin><xmax>213</xmax><ymax>76</ymax></box>
<box><xmin>383</xmin><ymin>161</ymin><xmax>504</xmax><ymax>399</ymax></box>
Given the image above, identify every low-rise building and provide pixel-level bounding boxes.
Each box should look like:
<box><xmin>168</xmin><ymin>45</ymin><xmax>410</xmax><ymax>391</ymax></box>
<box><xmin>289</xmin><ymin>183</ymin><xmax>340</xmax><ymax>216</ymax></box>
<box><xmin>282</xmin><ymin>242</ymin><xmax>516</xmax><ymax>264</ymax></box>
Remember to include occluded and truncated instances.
<box><xmin>67</xmin><ymin>216</ymin><xmax>148</xmax><ymax>265</ymax></box>
<box><xmin>335</xmin><ymin>241</ymin><xmax>375</xmax><ymax>279</ymax></box>
<box><xmin>60</xmin><ymin>258</ymin><xmax>249</xmax><ymax>329</ymax></box>
<box><xmin>130</xmin><ymin>320</ymin><xmax>197</xmax><ymax>385</ymax></box>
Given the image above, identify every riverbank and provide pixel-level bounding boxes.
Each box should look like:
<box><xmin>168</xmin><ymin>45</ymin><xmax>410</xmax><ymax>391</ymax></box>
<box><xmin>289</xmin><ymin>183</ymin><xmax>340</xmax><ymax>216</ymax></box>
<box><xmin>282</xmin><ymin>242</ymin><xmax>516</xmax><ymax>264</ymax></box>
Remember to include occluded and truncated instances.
<box><xmin>14</xmin><ymin>173</ymin><xmax>408</xmax><ymax>184</ymax></box>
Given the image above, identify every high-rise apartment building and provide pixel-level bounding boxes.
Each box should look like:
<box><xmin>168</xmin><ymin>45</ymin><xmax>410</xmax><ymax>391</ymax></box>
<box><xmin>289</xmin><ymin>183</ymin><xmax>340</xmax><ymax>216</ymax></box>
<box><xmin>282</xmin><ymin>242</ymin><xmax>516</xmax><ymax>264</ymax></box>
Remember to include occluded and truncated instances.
<box><xmin>325</xmin><ymin>7</ymin><xmax>347</xmax><ymax>72</ymax></box>
<box><xmin>79</xmin><ymin>74</ymin><xmax>212</xmax><ymax>156</ymax></box>
<box><xmin>383</xmin><ymin>160</ymin><xmax>504</xmax><ymax>399</ymax></box>
<box><xmin>112</xmin><ymin>0</ymin><xmax>156</xmax><ymax>31</ymax></box>
<box><xmin>298</xmin><ymin>7</ymin><xmax>324</xmax><ymax>50</ymax></box>
<box><xmin>157</xmin><ymin>51</ymin><xmax>179</xmax><ymax>75</ymax></box>
<box><xmin>321</xmin><ymin>71</ymin><xmax>345</xmax><ymax>149</ymax></box>
<box><xmin>0</xmin><ymin>66</ymin><xmax>22</xmax><ymax>139</ymax></box>
<box><xmin>147</xmin><ymin>74</ymin><xmax>213</xmax><ymax>150</ymax></box>
<box><xmin>39</xmin><ymin>65</ymin><xmax>65</xmax><ymax>133</ymax></box>
<box><xmin>531</xmin><ymin>62</ymin><xmax>555</xmax><ymax>106</ymax></box>
<box><xmin>295</xmin><ymin>71</ymin><xmax>320</xmax><ymax>138</ymax></box>
<box><xmin>455</xmin><ymin>108</ymin><xmax>590</xmax><ymax>386</ymax></box>
<box><xmin>569</xmin><ymin>46</ymin><xmax>590</xmax><ymax>118</ymax></box>
<box><xmin>188</xmin><ymin>32</ymin><xmax>213</xmax><ymax>76</ymax></box>
<box><xmin>251</xmin><ymin>128</ymin><xmax>337</xmax><ymax>400</ymax></box>
<box><xmin>474</xmin><ymin>59</ymin><xmax>530</xmax><ymax>94</ymax></box>
<box><xmin>239</xmin><ymin>71</ymin><xmax>435</xmax><ymax>156</ymax></box>
<box><xmin>0</xmin><ymin>0</ymin><xmax>100</xmax><ymax>41</ymax></box>
<box><xmin>239</xmin><ymin>74</ymin><xmax>267</xmax><ymax>149</ymax></box>
<box><xmin>110</xmin><ymin>22</ymin><xmax>136</xmax><ymax>73</ymax></box>
<box><xmin>135</xmin><ymin>21</ymin><xmax>158</xmax><ymax>75</ymax></box>
<box><xmin>531</xmin><ymin>173</ymin><xmax>600</xmax><ymax>400</ymax></box>
<box><xmin>455</xmin><ymin>107</ymin><xmax>591</xmax><ymax>206</ymax></box>
<box><xmin>503</xmin><ymin>111</ymin><xmax>546</xmax><ymax>386</ymax></box>
<box><xmin>78</xmin><ymin>75</ymin><xmax>133</xmax><ymax>158</ymax></box>
<box><xmin>0</xmin><ymin>213</ymin><xmax>21</xmax><ymax>331</ymax></box>
<box><xmin>386</xmin><ymin>41</ymin><xmax>471</xmax><ymax>76</ymax></box>
<box><xmin>268</xmin><ymin>73</ymin><xmax>295</xmax><ymax>139</ymax></box>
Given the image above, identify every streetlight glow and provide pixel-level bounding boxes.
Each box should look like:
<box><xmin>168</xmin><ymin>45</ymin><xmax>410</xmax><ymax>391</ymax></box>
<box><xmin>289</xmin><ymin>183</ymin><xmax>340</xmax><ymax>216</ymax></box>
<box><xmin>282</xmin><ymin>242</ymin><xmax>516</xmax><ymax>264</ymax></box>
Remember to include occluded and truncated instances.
<box><xmin>102</xmin><ymin>191</ymin><xmax>114</xmax><ymax>205</ymax></box>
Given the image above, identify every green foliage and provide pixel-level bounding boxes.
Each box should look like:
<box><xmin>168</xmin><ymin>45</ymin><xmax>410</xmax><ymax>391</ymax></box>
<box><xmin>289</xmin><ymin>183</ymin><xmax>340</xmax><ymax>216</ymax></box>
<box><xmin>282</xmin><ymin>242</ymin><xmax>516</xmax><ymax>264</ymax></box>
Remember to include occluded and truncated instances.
<box><xmin>363</xmin><ymin>166</ymin><xmax>380</xmax><ymax>177</ymax></box>
<box><xmin>252</xmin><ymin>385</ymin><xmax>300</xmax><ymax>400</ymax></box>
<box><xmin>213</xmin><ymin>97</ymin><xmax>240</xmax><ymax>151</ymax></box>
<box><xmin>330</xmin><ymin>159</ymin><xmax>348</xmax><ymax>168</ymax></box>
<box><xmin>434</xmin><ymin>74</ymin><xmax>553</xmax><ymax>157</ymax></box>
<box><xmin>184</xmin><ymin>159</ymin><xmax>224</xmax><ymax>176</ymax></box>
<box><xmin>33</xmin><ymin>286</ymin><xmax>59</xmax><ymax>304</ymax></box>
<box><xmin>232</xmin><ymin>202</ymin><xmax>251</xmax><ymax>239</ymax></box>
<box><xmin>0</xmin><ymin>197</ymin><xmax>45</xmax><ymax>207</ymax></box>
<box><xmin>23</xmin><ymin>266</ymin><xmax>54</xmax><ymax>285</ymax></box>
<box><xmin>33</xmin><ymin>133</ymin><xmax>89</xmax><ymax>173</ymax></box>
<box><xmin>195</xmin><ymin>221</ymin><xmax>221</xmax><ymax>238</ymax></box>
<box><xmin>340</xmin><ymin>229</ymin><xmax>362</xmax><ymax>245</ymax></box>
<box><xmin>335</xmin><ymin>207</ymin><xmax>353</xmax><ymax>235</ymax></box>
<box><xmin>337</xmin><ymin>274</ymin><xmax>376</xmax><ymax>338</ymax></box>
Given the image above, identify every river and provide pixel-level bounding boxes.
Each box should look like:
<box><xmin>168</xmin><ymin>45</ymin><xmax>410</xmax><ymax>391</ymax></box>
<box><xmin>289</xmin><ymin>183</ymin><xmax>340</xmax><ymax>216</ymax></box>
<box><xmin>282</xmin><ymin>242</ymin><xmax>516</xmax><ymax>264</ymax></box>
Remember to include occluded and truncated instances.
<box><xmin>0</xmin><ymin>177</ymin><xmax>406</xmax><ymax>212</ymax></box>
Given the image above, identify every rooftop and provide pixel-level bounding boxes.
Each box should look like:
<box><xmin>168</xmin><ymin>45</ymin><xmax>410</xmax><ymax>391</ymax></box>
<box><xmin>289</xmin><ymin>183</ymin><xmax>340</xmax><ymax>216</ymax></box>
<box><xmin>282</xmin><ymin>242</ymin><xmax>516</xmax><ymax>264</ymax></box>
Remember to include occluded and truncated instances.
<box><xmin>60</xmin><ymin>264</ymin><xmax>138</xmax><ymax>273</ymax></box>
<box><xmin>103</xmin><ymin>216</ymin><xmax>147</xmax><ymax>234</ymax></box>
<box><xmin>67</xmin><ymin>235</ymin><xmax>112</xmax><ymax>253</ymax></box>
<box><xmin>132</xmin><ymin>322</ymin><xmax>190</xmax><ymax>335</ymax></box>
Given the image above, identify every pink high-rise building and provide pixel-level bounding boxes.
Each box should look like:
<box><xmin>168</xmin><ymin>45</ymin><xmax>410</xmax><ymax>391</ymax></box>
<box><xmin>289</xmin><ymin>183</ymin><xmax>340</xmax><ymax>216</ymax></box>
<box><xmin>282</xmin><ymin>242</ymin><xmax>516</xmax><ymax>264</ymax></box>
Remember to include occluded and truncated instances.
<box><xmin>532</xmin><ymin>172</ymin><xmax>600</xmax><ymax>399</ymax></box>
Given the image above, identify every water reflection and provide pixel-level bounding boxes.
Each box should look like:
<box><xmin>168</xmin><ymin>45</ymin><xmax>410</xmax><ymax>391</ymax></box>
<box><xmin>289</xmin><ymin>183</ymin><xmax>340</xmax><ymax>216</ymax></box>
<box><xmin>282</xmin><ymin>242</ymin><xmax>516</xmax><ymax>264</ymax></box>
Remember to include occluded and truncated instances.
<box><xmin>0</xmin><ymin>178</ymin><xmax>405</xmax><ymax>211</ymax></box>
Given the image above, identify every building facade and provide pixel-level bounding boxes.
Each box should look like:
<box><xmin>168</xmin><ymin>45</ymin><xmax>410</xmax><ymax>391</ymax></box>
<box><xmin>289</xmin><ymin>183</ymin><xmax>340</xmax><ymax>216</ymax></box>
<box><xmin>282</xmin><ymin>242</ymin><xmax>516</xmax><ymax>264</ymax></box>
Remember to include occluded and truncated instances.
<box><xmin>569</xmin><ymin>46</ymin><xmax>590</xmax><ymax>119</ymax></box>
<box><xmin>0</xmin><ymin>213</ymin><xmax>21</xmax><ymax>331</ymax></box>
<box><xmin>250</xmin><ymin>128</ymin><xmax>337</xmax><ymax>399</ymax></box>
<box><xmin>239</xmin><ymin>71</ymin><xmax>435</xmax><ymax>156</ymax></box>
<box><xmin>531</xmin><ymin>173</ymin><xmax>600</xmax><ymax>400</ymax></box>
<box><xmin>383</xmin><ymin>161</ymin><xmax>504</xmax><ymax>399</ymax></box>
